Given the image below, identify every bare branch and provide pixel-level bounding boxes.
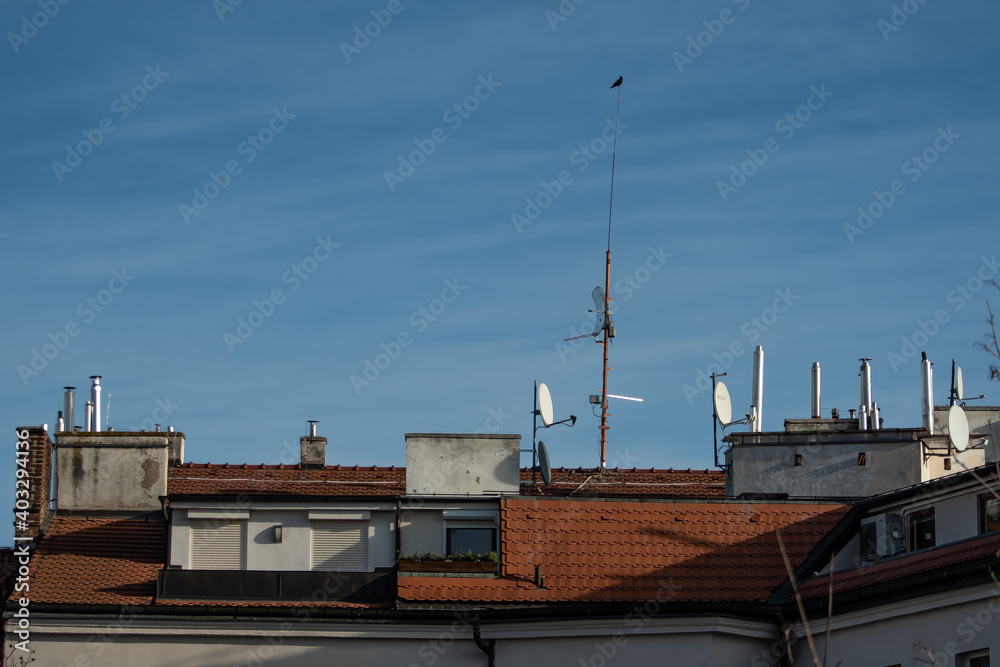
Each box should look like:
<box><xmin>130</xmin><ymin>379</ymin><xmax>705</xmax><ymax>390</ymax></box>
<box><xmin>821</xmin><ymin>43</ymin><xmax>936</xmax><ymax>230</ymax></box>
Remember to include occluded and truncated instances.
<box><xmin>776</xmin><ymin>528</ymin><xmax>823</xmax><ymax>667</ymax></box>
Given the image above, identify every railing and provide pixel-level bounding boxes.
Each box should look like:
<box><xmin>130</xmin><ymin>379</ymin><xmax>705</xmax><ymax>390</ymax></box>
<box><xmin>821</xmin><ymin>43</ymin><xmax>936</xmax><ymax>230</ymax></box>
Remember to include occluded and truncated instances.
<box><xmin>157</xmin><ymin>568</ymin><xmax>396</xmax><ymax>601</ymax></box>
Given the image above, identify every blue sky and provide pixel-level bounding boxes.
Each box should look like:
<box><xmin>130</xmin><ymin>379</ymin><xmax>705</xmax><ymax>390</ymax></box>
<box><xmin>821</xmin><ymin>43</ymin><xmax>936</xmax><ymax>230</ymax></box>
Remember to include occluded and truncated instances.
<box><xmin>2</xmin><ymin>1</ymin><xmax>999</xmax><ymax>542</ymax></box>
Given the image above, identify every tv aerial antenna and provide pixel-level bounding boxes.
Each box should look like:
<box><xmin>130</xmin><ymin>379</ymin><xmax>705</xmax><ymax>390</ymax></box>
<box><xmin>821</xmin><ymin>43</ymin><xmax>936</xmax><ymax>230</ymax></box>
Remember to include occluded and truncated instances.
<box><xmin>562</xmin><ymin>76</ymin><xmax>642</xmax><ymax>474</ymax></box>
<box><xmin>531</xmin><ymin>381</ymin><xmax>576</xmax><ymax>484</ymax></box>
<box><xmin>950</xmin><ymin>358</ymin><xmax>985</xmax><ymax>406</ymax></box>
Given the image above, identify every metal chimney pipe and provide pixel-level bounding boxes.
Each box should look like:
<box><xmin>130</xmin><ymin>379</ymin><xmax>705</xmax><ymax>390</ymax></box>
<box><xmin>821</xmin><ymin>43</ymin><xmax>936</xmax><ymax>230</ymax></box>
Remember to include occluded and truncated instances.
<box><xmin>751</xmin><ymin>346</ymin><xmax>764</xmax><ymax>432</ymax></box>
<box><xmin>811</xmin><ymin>362</ymin><xmax>821</xmax><ymax>418</ymax></box>
<box><xmin>859</xmin><ymin>404</ymin><xmax>868</xmax><ymax>430</ymax></box>
<box><xmin>308</xmin><ymin>420</ymin><xmax>318</xmax><ymax>437</ymax></box>
<box><xmin>89</xmin><ymin>376</ymin><xmax>102</xmax><ymax>432</ymax></box>
<box><xmin>921</xmin><ymin>352</ymin><xmax>934</xmax><ymax>434</ymax></box>
<box><xmin>56</xmin><ymin>411</ymin><xmax>65</xmax><ymax>433</ymax></box>
<box><xmin>871</xmin><ymin>402</ymin><xmax>880</xmax><ymax>430</ymax></box>
<box><xmin>64</xmin><ymin>387</ymin><xmax>76</xmax><ymax>432</ymax></box>
<box><xmin>860</xmin><ymin>359</ymin><xmax>873</xmax><ymax>421</ymax></box>
<box><xmin>85</xmin><ymin>401</ymin><xmax>94</xmax><ymax>432</ymax></box>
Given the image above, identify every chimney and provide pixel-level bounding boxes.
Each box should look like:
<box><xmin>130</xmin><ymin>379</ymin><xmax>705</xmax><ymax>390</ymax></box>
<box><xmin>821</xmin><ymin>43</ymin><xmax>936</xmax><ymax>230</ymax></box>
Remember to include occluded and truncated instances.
<box><xmin>63</xmin><ymin>387</ymin><xmax>75</xmax><ymax>431</ymax></box>
<box><xmin>811</xmin><ymin>362</ymin><xmax>821</xmax><ymax>419</ymax></box>
<box><xmin>921</xmin><ymin>352</ymin><xmax>934</xmax><ymax>434</ymax></box>
<box><xmin>750</xmin><ymin>346</ymin><xmax>764</xmax><ymax>432</ymax></box>
<box><xmin>15</xmin><ymin>426</ymin><xmax>54</xmax><ymax>541</ymax></box>
<box><xmin>300</xmin><ymin>421</ymin><xmax>326</xmax><ymax>469</ymax></box>
<box><xmin>859</xmin><ymin>358</ymin><xmax>873</xmax><ymax>430</ymax></box>
<box><xmin>89</xmin><ymin>376</ymin><xmax>102</xmax><ymax>432</ymax></box>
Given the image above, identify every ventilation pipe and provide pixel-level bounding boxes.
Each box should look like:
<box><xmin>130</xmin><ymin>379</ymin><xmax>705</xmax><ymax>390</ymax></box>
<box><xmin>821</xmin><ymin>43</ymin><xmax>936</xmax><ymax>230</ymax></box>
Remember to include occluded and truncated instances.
<box><xmin>89</xmin><ymin>376</ymin><xmax>102</xmax><ymax>432</ymax></box>
<box><xmin>750</xmin><ymin>346</ymin><xmax>764</xmax><ymax>432</ymax></box>
<box><xmin>56</xmin><ymin>411</ymin><xmax>65</xmax><ymax>433</ymax></box>
<box><xmin>921</xmin><ymin>352</ymin><xmax>934</xmax><ymax>434</ymax></box>
<box><xmin>63</xmin><ymin>387</ymin><xmax>75</xmax><ymax>432</ymax></box>
<box><xmin>859</xmin><ymin>405</ymin><xmax>868</xmax><ymax>430</ymax></box>
<box><xmin>811</xmin><ymin>362</ymin><xmax>821</xmax><ymax>418</ymax></box>
<box><xmin>871</xmin><ymin>402</ymin><xmax>880</xmax><ymax>430</ymax></box>
<box><xmin>85</xmin><ymin>401</ymin><xmax>94</xmax><ymax>432</ymax></box>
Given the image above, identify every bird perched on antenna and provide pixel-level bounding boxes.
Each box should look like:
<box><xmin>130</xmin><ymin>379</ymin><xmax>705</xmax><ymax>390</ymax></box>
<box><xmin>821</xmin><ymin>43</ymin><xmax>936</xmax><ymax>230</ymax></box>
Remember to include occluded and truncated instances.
<box><xmin>610</xmin><ymin>76</ymin><xmax>623</xmax><ymax>89</ymax></box>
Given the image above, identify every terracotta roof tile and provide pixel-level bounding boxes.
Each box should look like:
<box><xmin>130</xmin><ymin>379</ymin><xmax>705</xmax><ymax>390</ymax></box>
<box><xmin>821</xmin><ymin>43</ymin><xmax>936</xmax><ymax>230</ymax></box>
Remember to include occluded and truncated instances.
<box><xmin>398</xmin><ymin>498</ymin><xmax>848</xmax><ymax>605</ymax></box>
<box><xmin>167</xmin><ymin>465</ymin><xmax>723</xmax><ymax>499</ymax></box>
<box><xmin>799</xmin><ymin>532</ymin><xmax>1000</xmax><ymax>600</ymax></box>
<box><xmin>14</xmin><ymin>516</ymin><xmax>164</xmax><ymax>605</ymax></box>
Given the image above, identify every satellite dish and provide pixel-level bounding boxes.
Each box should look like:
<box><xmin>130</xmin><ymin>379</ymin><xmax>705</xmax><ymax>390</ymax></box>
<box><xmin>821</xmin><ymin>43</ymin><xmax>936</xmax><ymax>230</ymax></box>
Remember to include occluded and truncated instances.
<box><xmin>538</xmin><ymin>383</ymin><xmax>554</xmax><ymax>427</ymax></box>
<box><xmin>538</xmin><ymin>441</ymin><xmax>552</xmax><ymax>485</ymax></box>
<box><xmin>948</xmin><ymin>404</ymin><xmax>970</xmax><ymax>452</ymax></box>
<box><xmin>956</xmin><ymin>366</ymin><xmax>964</xmax><ymax>401</ymax></box>
<box><xmin>713</xmin><ymin>381</ymin><xmax>732</xmax><ymax>426</ymax></box>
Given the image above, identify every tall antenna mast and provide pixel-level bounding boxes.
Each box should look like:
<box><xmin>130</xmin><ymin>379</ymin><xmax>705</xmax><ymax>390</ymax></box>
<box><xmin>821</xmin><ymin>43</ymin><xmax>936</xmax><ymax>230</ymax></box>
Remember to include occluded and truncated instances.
<box><xmin>598</xmin><ymin>76</ymin><xmax>623</xmax><ymax>473</ymax></box>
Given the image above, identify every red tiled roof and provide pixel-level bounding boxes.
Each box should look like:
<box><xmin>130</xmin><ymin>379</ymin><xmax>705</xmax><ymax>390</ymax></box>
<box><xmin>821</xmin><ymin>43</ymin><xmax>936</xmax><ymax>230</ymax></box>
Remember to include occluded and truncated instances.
<box><xmin>521</xmin><ymin>467</ymin><xmax>725</xmax><ymax>499</ymax></box>
<box><xmin>398</xmin><ymin>498</ymin><xmax>849</xmax><ymax>605</ymax></box>
<box><xmin>168</xmin><ymin>463</ymin><xmax>406</xmax><ymax>496</ymax></box>
<box><xmin>14</xmin><ymin>516</ymin><xmax>164</xmax><ymax>605</ymax></box>
<box><xmin>168</xmin><ymin>464</ymin><xmax>724</xmax><ymax>499</ymax></box>
<box><xmin>798</xmin><ymin>532</ymin><xmax>1000</xmax><ymax>600</ymax></box>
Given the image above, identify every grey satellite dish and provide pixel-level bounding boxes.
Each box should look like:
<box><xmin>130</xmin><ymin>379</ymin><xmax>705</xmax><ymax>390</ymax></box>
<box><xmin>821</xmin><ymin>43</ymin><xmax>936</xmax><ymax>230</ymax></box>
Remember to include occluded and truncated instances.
<box><xmin>538</xmin><ymin>441</ymin><xmax>552</xmax><ymax>485</ymax></box>
<box><xmin>713</xmin><ymin>381</ymin><xmax>732</xmax><ymax>426</ymax></box>
<box><xmin>538</xmin><ymin>383</ymin><xmax>554</xmax><ymax>427</ymax></box>
<box><xmin>956</xmin><ymin>366</ymin><xmax>964</xmax><ymax>401</ymax></box>
<box><xmin>948</xmin><ymin>404</ymin><xmax>970</xmax><ymax>452</ymax></box>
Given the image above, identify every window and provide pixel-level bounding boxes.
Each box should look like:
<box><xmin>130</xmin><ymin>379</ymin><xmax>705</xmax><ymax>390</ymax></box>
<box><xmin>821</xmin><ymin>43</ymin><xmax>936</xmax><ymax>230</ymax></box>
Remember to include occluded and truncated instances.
<box><xmin>191</xmin><ymin>519</ymin><xmax>246</xmax><ymax>569</ymax></box>
<box><xmin>311</xmin><ymin>521</ymin><xmax>368</xmax><ymax>571</ymax></box>
<box><xmin>446</xmin><ymin>522</ymin><xmax>497</xmax><ymax>556</ymax></box>
<box><xmin>908</xmin><ymin>508</ymin><xmax>935</xmax><ymax>551</ymax></box>
<box><xmin>961</xmin><ymin>650</ymin><xmax>989</xmax><ymax>667</ymax></box>
<box><xmin>980</xmin><ymin>494</ymin><xmax>1000</xmax><ymax>534</ymax></box>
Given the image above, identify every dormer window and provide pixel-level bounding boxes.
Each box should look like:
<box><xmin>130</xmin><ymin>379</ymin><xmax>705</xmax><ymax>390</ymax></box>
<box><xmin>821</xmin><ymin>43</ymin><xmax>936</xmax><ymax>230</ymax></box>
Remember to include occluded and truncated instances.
<box><xmin>980</xmin><ymin>494</ymin><xmax>1000</xmax><ymax>534</ymax></box>
<box><xmin>191</xmin><ymin>519</ymin><xmax>246</xmax><ymax>570</ymax></box>
<box><xmin>908</xmin><ymin>508</ymin><xmax>935</xmax><ymax>551</ymax></box>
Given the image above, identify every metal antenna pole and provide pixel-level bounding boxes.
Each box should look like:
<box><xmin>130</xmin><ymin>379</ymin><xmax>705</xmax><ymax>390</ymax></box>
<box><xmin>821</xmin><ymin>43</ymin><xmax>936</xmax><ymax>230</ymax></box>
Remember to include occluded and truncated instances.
<box><xmin>710</xmin><ymin>372</ymin><xmax>726</xmax><ymax>468</ymax></box>
<box><xmin>599</xmin><ymin>80</ymin><xmax>622</xmax><ymax>474</ymax></box>
<box><xmin>532</xmin><ymin>381</ymin><xmax>538</xmax><ymax>484</ymax></box>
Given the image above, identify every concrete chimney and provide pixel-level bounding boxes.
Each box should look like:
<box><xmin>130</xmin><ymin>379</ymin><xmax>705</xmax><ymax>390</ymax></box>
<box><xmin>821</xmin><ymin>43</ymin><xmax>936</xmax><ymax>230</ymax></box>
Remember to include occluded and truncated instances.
<box><xmin>300</xmin><ymin>421</ymin><xmax>326</xmax><ymax>469</ymax></box>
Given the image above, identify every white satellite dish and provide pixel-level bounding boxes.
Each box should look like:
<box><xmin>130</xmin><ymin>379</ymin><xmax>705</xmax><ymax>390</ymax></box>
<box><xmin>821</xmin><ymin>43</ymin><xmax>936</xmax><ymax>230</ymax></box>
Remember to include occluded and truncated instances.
<box><xmin>948</xmin><ymin>404</ymin><xmax>970</xmax><ymax>452</ymax></box>
<box><xmin>538</xmin><ymin>441</ymin><xmax>552</xmax><ymax>485</ymax></box>
<box><xmin>538</xmin><ymin>383</ymin><xmax>554</xmax><ymax>427</ymax></box>
<box><xmin>956</xmin><ymin>366</ymin><xmax>964</xmax><ymax>401</ymax></box>
<box><xmin>713</xmin><ymin>381</ymin><xmax>732</xmax><ymax>426</ymax></box>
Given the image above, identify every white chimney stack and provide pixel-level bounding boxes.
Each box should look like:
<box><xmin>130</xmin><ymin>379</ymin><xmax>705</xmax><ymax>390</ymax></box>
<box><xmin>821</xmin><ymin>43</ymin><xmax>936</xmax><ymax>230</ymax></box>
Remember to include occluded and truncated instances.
<box><xmin>811</xmin><ymin>362</ymin><xmax>821</xmax><ymax>419</ymax></box>
<box><xmin>89</xmin><ymin>376</ymin><xmax>102</xmax><ymax>432</ymax></box>
<box><xmin>751</xmin><ymin>346</ymin><xmax>764</xmax><ymax>432</ymax></box>
<box><xmin>859</xmin><ymin>359</ymin><xmax>873</xmax><ymax>430</ymax></box>
<box><xmin>921</xmin><ymin>352</ymin><xmax>934</xmax><ymax>434</ymax></box>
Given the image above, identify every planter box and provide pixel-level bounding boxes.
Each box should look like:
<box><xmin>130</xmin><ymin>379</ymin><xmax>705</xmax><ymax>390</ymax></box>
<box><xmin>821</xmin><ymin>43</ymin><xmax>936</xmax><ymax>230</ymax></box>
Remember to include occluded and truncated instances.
<box><xmin>397</xmin><ymin>561</ymin><xmax>497</xmax><ymax>574</ymax></box>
